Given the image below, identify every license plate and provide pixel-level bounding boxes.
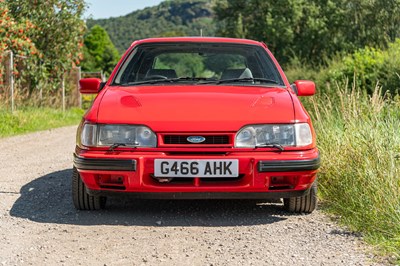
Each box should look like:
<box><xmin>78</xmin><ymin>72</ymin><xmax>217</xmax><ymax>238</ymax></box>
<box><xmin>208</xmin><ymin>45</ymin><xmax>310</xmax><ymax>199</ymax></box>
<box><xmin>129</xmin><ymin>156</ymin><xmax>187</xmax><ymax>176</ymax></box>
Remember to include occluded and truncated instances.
<box><xmin>154</xmin><ymin>159</ymin><xmax>239</xmax><ymax>178</ymax></box>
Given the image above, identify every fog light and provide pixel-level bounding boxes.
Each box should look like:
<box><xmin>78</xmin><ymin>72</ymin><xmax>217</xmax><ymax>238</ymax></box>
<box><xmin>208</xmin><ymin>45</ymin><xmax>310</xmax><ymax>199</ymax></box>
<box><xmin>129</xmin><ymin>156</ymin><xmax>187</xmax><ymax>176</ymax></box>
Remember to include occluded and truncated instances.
<box><xmin>97</xmin><ymin>174</ymin><xmax>111</xmax><ymax>185</ymax></box>
<box><xmin>110</xmin><ymin>175</ymin><xmax>124</xmax><ymax>184</ymax></box>
<box><xmin>97</xmin><ymin>174</ymin><xmax>125</xmax><ymax>189</ymax></box>
<box><xmin>271</xmin><ymin>176</ymin><xmax>285</xmax><ymax>184</ymax></box>
<box><xmin>269</xmin><ymin>176</ymin><xmax>298</xmax><ymax>190</ymax></box>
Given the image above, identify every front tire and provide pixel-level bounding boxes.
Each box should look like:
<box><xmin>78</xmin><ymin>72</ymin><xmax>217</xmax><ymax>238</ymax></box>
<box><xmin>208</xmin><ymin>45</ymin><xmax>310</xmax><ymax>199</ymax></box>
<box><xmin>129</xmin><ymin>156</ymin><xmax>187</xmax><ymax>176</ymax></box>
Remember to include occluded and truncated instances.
<box><xmin>283</xmin><ymin>181</ymin><xmax>317</xmax><ymax>214</ymax></box>
<box><xmin>72</xmin><ymin>167</ymin><xmax>106</xmax><ymax>210</ymax></box>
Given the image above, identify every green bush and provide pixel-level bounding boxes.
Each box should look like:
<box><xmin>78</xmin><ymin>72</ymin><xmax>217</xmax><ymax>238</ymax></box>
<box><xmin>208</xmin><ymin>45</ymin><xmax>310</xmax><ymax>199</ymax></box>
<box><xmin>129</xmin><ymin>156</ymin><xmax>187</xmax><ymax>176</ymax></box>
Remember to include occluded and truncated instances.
<box><xmin>284</xmin><ymin>56</ymin><xmax>320</xmax><ymax>83</ymax></box>
<box><xmin>324</xmin><ymin>39</ymin><xmax>400</xmax><ymax>95</ymax></box>
<box><xmin>286</xmin><ymin>39</ymin><xmax>400</xmax><ymax>100</ymax></box>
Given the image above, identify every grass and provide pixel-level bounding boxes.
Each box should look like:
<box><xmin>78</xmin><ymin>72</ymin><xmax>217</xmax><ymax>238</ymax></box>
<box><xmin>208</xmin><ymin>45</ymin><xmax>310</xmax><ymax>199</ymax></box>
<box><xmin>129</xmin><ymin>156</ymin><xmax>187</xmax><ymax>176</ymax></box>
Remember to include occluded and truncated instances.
<box><xmin>0</xmin><ymin>107</ymin><xmax>84</xmax><ymax>138</ymax></box>
<box><xmin>308</xmin><ymin>83</ymin><xmax>400</xmax><ymax>261</ymax></box>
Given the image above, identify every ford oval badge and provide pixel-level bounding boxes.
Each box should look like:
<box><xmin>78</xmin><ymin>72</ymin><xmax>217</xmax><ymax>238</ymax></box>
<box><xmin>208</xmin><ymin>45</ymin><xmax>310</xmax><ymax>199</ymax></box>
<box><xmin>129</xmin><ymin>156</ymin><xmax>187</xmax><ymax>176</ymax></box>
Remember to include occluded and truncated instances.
<box><xmin>187</xmin><ymin>136</ymin><xmax>206</xmax><ymax>143</ymax></box>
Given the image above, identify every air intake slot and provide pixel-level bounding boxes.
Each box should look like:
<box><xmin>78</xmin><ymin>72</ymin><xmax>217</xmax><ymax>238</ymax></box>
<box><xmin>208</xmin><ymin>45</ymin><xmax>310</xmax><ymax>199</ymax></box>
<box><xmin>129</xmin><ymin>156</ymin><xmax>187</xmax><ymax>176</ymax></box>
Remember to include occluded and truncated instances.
<box><xmin>164</xmin><ymin>135</ymin><xmax>230</xmax><ymax>145</ymax></box>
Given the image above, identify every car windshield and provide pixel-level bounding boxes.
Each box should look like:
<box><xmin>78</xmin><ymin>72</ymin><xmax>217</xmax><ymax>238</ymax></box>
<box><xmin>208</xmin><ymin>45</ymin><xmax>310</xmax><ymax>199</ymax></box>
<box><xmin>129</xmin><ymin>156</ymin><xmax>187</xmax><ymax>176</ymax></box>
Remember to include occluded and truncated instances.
<box><xmin>113</xmin><ymin>42</ymin><xmax>284</xmax><ymax>86</ymax></box>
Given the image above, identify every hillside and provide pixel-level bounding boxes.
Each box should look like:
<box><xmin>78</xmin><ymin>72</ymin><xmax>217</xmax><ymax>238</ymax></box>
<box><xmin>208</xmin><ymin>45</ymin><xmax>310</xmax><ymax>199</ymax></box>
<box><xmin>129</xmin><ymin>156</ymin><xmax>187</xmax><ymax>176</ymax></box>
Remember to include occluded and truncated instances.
<box><xmin>86</xmin><ymin>0</ymin><xmax>216</xmax><ymax>53</ymax></box>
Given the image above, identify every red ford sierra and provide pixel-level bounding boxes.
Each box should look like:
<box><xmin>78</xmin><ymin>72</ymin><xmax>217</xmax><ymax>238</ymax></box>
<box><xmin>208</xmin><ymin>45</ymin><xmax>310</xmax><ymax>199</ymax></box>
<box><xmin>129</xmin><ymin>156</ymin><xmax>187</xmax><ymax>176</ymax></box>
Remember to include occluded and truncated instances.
<box><xmin>73</xmin><ymin>37</ymin><xmax>320</xmax><ymax>213</ymax></box>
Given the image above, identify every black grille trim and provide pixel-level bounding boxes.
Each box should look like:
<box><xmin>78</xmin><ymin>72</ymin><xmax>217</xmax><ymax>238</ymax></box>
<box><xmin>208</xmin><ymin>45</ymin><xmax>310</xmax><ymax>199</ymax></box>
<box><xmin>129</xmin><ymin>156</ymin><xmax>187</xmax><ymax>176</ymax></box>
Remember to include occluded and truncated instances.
<box><xmin>258</xmin><ymin>157</ymin><xmax>320</xmax><ymax>172</ymax></box>
<box><xmin>164</xmin><ymin>135</ymin><xmax>230</xmax><ymax>145</ymax></box>
<box><xmin>73</xmin><ymin>154</ymin><xmax>136</xmax><ymax>171</ymax></box>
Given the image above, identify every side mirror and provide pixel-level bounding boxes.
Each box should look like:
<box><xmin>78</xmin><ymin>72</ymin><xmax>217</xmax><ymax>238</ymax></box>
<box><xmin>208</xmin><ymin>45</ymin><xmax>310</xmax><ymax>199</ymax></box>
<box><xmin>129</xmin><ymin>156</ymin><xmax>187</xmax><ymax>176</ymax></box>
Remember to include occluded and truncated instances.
<box><xmin>79</xmin><ymin>78</ymin><xmax>102</xmax><ymax>94</ymax></box>
<box><xmin>293</xmin><ymin>80</ymin><xmax>316</xmax><ymax>96</ymax></box>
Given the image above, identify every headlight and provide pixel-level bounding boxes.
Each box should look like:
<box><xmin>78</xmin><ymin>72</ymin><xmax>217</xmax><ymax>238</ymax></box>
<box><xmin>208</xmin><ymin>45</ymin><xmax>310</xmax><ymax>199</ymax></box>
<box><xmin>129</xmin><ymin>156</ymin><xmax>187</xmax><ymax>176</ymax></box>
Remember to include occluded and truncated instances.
<box><xmin>81</xmin><ymin>124</ymin><xmax>157</xmax><ymax>147</ymax></box>
<box><xmin>235</xmin><ymin>123</ymin><xmax>312</xmax><ymax>148</ymax></box>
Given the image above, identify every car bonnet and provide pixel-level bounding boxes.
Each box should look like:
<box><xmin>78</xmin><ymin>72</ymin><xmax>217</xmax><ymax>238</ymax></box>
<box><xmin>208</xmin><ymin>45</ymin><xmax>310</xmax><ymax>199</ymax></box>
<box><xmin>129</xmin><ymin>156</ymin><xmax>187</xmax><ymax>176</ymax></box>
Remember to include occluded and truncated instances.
<box><xmin>96</xmin><ymin>85</ymin><xmax>295</xmax><ymax>132</ymax></box>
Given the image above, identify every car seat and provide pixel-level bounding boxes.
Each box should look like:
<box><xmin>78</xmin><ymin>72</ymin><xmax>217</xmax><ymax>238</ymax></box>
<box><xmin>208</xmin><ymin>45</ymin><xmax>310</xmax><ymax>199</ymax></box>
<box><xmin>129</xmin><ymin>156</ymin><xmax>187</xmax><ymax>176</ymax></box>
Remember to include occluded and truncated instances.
<box><xmin>221</xmin><ymin>68</ymin><xmax>253</xmax><ymax>80</ymax></box>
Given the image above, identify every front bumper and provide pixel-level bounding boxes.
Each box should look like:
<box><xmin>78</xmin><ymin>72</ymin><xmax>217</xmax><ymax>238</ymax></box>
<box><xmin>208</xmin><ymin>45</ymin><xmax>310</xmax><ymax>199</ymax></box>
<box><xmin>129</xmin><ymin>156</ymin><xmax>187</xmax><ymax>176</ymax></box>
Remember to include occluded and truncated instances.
<box><xmin>73</xmin><ymin>148</ymin><xmax>320</xmax><ymax>199</ymax></box>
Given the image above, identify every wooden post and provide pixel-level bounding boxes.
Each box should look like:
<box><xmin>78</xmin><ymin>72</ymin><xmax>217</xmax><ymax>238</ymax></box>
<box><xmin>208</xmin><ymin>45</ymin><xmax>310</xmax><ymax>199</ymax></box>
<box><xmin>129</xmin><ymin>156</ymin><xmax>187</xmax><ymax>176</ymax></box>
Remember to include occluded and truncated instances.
<box><xmin>9</xmin><ymin>50</ymin><xmax>14</xmax><ymax>113</ymax></box>
<box><xmin>62</xmin><ymin>73</ymin><xmax>65</xmax><ymax>112</ymax></box>
<box><xmin>77</xmin><ymin>66</ymin><xmax>82</xmax><ymax>108</ymax></box>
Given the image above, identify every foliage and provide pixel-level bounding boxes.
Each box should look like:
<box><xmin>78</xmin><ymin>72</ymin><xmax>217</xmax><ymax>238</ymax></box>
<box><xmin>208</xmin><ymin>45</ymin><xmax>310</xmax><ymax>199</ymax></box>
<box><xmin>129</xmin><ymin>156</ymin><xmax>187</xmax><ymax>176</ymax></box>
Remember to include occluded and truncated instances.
<box><xmin>81</xmin><ymin>25</ymin><xmax>120</xmax><ymax>75</ymax></box>
<box><xmin>0</xmin><ymin>1</ymin><xmax>40</xmax><ymax>85</ymax></box>
<box><xmin>283</xmin><ymin>56</ymin><xmax>321</xmax><ymax>84</ymax></box>
<box><xmin>0</xmin><ymin>107</ymin><xmax>84</xmax><ymax>137</ymax></box>
<box><xmin>214</xmin><ymin>0</ymin><xmax>400</xmax><ymax>65</ymax></box>
<box><xmin>285</xmin><ymin>39</ymin><xmax>400</xmax><ymax>96</ymax></box>
<box><xmin>325</xmin><ymin>40</ymin><xmax>400</xmax><ymax>95</ymax></box>
<box><xmin>87</xmin><ymin>0</ymin><xmax>216</xmax><ymax>53</ymax></box>
<box><xmin>3</xmin><ymin>0</ymin><xmax>86</xmax><ymax>94</ymax></box>
<box><xmin>0</xmin><ymin>2</ymin><xmax>39</xmax><ymax>56</ymax></box>
<box><xmin>214</xmin><ymin>0</ymin><xmax>304</xmax><ymax>64</ymax></box>
<box><xmin>308</xmin><ymin>85</ymin><xmax>400</xmax><ymax>260</ymax></box>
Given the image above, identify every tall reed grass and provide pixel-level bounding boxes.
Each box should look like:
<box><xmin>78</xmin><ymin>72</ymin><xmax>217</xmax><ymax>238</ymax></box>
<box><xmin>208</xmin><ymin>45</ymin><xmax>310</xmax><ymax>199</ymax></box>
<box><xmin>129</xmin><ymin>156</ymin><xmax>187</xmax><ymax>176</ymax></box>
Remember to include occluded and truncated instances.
<box><xmin>309</xmin><ymin>81</ymin><xmax>400</xmax><ymax>258</ymax></box>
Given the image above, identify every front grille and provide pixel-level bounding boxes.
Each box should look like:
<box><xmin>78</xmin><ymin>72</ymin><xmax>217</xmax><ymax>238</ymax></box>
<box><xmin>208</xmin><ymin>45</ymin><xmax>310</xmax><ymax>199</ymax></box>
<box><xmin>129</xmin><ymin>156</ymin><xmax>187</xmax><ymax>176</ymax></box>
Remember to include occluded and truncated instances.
<box><xmin>164</xmin><ymin>135</ymin><xmax>230</xmax><ymax>145</ymax></box>
<box><xmin>166</xmin><ymin>152</ymin><xmax>228</xmax><ymax>156</ymax></box>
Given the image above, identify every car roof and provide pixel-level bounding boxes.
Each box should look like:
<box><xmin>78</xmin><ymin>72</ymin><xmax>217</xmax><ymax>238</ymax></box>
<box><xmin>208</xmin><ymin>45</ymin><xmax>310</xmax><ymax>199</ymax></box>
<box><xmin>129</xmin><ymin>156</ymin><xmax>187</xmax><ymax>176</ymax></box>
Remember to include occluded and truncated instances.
<box><xmin>130</xmin><ymin>37</ymin><xmax>266</xmax><ymax>47</ymax></box>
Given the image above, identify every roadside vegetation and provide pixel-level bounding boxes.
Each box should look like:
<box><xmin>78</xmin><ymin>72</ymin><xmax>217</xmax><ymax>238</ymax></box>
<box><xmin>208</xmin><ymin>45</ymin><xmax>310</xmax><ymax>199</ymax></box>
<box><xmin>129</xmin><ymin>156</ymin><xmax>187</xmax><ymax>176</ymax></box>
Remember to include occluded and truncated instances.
<box><xmin>285</xmin><ymin>34</ymin><xmax>400</xmax><ymax>261</ymax></box>
<box><xmin>310</xmin><ymin>85</ymin><xmax>400</xmax><ymax>259</ymax></box>
<box><xmin>0</xmin><ymin>107</ymin><xmax>83</xmax><ymax>138</ymax></box>
<box><xmin>282</xmin><ymin>35</ymin><xmax>400</xmax><ymax>261</ymax></box>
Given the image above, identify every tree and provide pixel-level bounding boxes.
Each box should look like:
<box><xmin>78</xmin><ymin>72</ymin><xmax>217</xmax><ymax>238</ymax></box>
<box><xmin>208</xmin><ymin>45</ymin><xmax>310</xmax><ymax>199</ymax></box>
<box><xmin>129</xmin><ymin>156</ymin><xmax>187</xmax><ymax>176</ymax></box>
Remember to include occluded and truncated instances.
<box><xmin>0</xmin><ymin>2</ymin><xmax>38</xmax><ymax>57</ymax></box>
<box><xmin>0</xmin><ymin>1</ymin><xmax>41</xmax><ymax>86</ymax></box>
<box><xmin>81</xmin><ymin>25</ymin><xmax>120</xmax><ymax>75</ymax></box>
<box><xmin>5</xmin><ymin>0</ymin><xmax>86</xmax><ymax>92</ymax></box>
<box><xmin>214</xmin><ymin>0</ymin><xmax>400</xmax><ymax>65</ymax></box>
<box><xmin>214</xmin><ymin>0</ymin><xmax>310</xmax><ymax>64</ymax></box>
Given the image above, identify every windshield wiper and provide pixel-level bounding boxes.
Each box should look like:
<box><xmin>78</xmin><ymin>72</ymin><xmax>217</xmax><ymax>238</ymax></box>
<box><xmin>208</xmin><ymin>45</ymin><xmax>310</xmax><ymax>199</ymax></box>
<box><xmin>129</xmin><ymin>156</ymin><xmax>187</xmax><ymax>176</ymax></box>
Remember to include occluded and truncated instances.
<box><xmin>124</xmin><ymin>77</ymin><xmax>208</xmax><ymax>86</ymax></box>
<box><xmin>108</xmin><ymin>142</ymin><xmax>140</xmax><ymax>151</ymax></box>
<box><xmin>255</xmin><ymin>143</ymin><xmax>284</xmax><ymax>151</ymax></box>
<box><xmin>201</xmin><ymin>77</ymin><xmax>279</xmax><ymax>85</ymax></box>
<box><xmin>123</xmin><ymin>79</ymin><xmax>176</xmax><ymax>86</ymax></box>
<box><xmin>174</xmin><ymin>77</ymin><xmax>208</xmax><ymax>81</ymax></box>
<box><xmin>108</xmin><ymin>143</ymin><xmax>126</xmax><ymax>151</ymax></box>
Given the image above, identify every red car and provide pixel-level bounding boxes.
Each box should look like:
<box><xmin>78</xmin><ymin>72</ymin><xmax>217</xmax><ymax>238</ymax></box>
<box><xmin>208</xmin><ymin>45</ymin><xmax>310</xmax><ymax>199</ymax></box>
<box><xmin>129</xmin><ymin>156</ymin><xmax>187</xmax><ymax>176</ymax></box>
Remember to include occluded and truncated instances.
<box><xmin>73</xmin><ymin>37</ymin><xmax>320</xmax><ymax>213</ymax></box>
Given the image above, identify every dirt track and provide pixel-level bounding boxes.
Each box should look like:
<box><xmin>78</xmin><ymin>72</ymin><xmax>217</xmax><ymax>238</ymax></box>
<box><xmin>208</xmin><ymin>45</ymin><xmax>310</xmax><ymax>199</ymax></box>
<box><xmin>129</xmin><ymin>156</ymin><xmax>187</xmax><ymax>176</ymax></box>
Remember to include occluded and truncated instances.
<box><xmin>0</xmin><ymin>126</ymin><xmax>382</xmax><ymax>265</ymax></box>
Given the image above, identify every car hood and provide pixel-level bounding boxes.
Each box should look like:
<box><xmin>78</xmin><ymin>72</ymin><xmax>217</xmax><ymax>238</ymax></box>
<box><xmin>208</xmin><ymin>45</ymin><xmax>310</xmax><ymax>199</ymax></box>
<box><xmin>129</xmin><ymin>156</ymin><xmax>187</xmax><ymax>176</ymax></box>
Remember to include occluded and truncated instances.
<box><xmin>96</xmin><ymin>85</ymin><xmax>294</xmax><ymax>132</ymax></box>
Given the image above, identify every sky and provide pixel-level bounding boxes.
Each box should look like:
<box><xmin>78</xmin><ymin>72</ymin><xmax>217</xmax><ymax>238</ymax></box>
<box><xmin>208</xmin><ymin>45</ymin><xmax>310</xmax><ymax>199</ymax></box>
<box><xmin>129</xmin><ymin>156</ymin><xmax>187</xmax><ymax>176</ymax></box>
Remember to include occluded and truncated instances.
<box><xmin>84</xmin><ymin>0</ymin><xmax>165</xmax><ymax>19</ymax></box>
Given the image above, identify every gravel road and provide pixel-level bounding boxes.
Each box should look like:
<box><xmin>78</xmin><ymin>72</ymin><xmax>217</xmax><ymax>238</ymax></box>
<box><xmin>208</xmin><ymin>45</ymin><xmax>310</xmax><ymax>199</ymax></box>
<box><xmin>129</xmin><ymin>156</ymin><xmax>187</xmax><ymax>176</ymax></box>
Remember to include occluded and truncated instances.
<box><xmin>0</xmin><ymin>126</ymin><xmax>383</xmax><ymax>265</ymax></box>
